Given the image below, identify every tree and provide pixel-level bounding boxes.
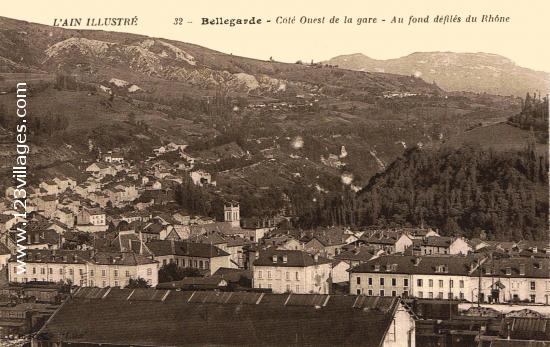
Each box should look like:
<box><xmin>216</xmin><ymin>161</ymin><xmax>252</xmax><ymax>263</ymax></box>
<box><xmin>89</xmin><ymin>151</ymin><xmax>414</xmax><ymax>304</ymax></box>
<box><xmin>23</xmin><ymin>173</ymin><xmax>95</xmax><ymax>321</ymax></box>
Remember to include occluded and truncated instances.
<box><xmin>125</xmin><ymin>277</ymin><xmax>151</xmax><ymax>289</ymax></box>
<box><xmin>158</xmin><ymin>263</ymin><xmax>202</xmax><ymax>283</ymax></box>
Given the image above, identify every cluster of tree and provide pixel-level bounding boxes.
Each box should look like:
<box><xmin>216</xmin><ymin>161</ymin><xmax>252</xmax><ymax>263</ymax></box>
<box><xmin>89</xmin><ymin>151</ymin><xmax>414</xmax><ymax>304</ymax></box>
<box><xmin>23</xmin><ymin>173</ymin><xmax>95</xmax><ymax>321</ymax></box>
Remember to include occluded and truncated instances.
<box><xmin>158</xmin><ymin>263</ymin><xmax>202</xmax><ymax>283</ymax></box>
<box><xmin>0</xmin><ymin>106</ymin><xmax>69</xmax><ymax>137</ymax></box>
<box><xmin>508</xmin><ymin>92</ymin><xmax>549</xmax><ymax>143</ymax></box>
<box><xmin>174</xmin><ymin>176</ymin><xmax>220</xmax><ymax>218</ymax></box>
<box><xmin>353</xmin><ymin>145</ymin><xmax>548</xmax><ymax>241</ymax></box>
<box><xmin>125</xmin><ymin>277</ymin><xmax>151</xmax><ymax>288</ymax></box>
<box><xmin>53</xmin><ymin>72</ymin><xmax>95</xmax><ymax>92</ymax></box>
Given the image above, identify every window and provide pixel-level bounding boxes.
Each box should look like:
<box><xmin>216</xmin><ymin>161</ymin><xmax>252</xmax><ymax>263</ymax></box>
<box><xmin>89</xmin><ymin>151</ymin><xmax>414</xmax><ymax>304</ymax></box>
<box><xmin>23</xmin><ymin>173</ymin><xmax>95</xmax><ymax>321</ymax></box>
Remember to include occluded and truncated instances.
<box><xmin>404</xmin><ymin>278</ymin><xmax>409</xmax><ymax>287</ymax></box>
<box><xmin>69</xmin><ymin>269</ymin><xmax>74</xmax><ymax>276</ymax></box>
<box><xmin>90</xmin><ymin>270</ymin><xmax>94</xmax><ymax>277</ymax></box>
<box><xmin>368</xmin><ymin>289</ymin><xmax>373</xmax><ymax>296</ymax></box>
<box><xmin>286</xmin><ymin>284</ymin><xmax>291</xmax><ymax>292</ymax></box>
<box><xmin>418</xmin><ymin>291</ymin><xmax>423</xmax><ymax>298</ymax></box>
<box><xmin>429</xmin><ymin>292</ymin><xmax>433</xmax><ymax>299</ymax></box>
<box><xmin>258</xmin><ymin>271</ymin><xmax>263</xmax><ymax>279</ymax></box>
<box><xmin>403</xmin><ymin>290</ymin><xmax>409</xmax><ymax>297</ymax></box>
<box><xmin>41</xmin><ymin>268</ymin><xmax>45</xmax><ymax>275</ymax></box>
<box><xmin>199</xmin><ymin>261</ymin><xmax>203</xmax><ymax>269</ymax></box>
<box><xmin>459</xmin><ymin>280</ymin><xmax>464</xmax><ymax>288</ymax></box>
<box><xmin>32</xmin><ymin>267</ymin><xmax>36</xmax><ymax>275</ymax></box>
<box><xmin>286</xmin><ymin>272</ymin><xmax>290</xmax><ymax>280</ymax></box>
<box><xmin>450</xmin><ymin>280</ymin><xmax>454</xmax><ymax>288</ymax></box>
<box><xmin>125</xmin><ymin>271</ymin><xmax>130</xmax><ymax>278</ymax></box>
<box><xmin>268</xmin><ymin>271</ymin><xmax>272</xmax><ymax>279</ymax></box>
<box><xmin>296</xmin><ymin>285</ymin><xmax>300</xmax><ymax>292</ymax></box>
<box><xmin>147</xmin><ymin>268</ymin><xmax>152</xmax><ymax>276</ymax></box>
<box><xmin>102</xmin><ymin>281</ymin><xmax>106</xmax><ymax>287</ymax></box>
<box><xmin>267</xmin><ymin>283</ymin><xmax>272</xmax><ymax>289</ymax></box>
<box><xmin>59</xmin><ymin>269</ymin><xmax>63</xmax><ymax>275</ymax></box>
<box><xmin>380</xmin><ymin>290</ymin><xmax>385</xmax><ymax>296</ymax></box>
<box><xmin>295</xmin><ymin>272</ymin><xmax>299</xmax><ymax>280</ymax></box>
<box><xmin>114</xmin><ymin>270</ymin><xmax>118</xmax><ymax>277</ymax></box>
<box><xmin>417</xmin><ymin>279</ymin><xmax>423</xmax><ymax>287</ymax></box>
<box><xmin>460</xmin><ymin>292</ymin><xmax>464</xmax><ymax>300</ymax></box>
<box><xmin>357</xmin><ymin>289</ymin><xmax>361</xmax><ymax>295</ymax></box>
<box><xmin>79</xmin><ymin>269</ymin><xmax>84</xmax><ymax>276</ymax></box>
<box><xmin>391</xmin><ymin>278</ymin><xmax>397</xmax><ymax>286</ymax></box>
<box><xmin>368</xmin><ymin>277</ymin><xmax>373</xmax><ymax>286</ymax></box>
<box><xmin>531</xmin><ymin>281</ymin><xmax>536</xmax><ymax>291</ymax></box>
<box><xmin>530</xmin><ymin>294</ymin><xmax>536</xmax><ymax>303</ymax></box>
<box><xmin>448</xmin><ymin>292</ymin><xmax>453</xmax><ymax>299</ymax></box>
<box><xmin>101</xmin><ymin>269</ymin><xmax>106</xmax><ymax>277</ymax></box>
<box><xmin>49</xmin><ymin>268</ymin><xmax>53</xmax><ymax>275</ymax></box>
<box><xmin>438</xmin><ymin>292</ymin><xmax>443</xmax><ymax>299</ymax></box>
<box><xmin>90</xmin><ymin>280</ymin><xmax>94</xmax><ymax>286</ymax></box>
<box><xmin>392</xmin><ymin>291</ymin><xmax>397</xmax><ymax>297</ymax></box>
<box><xmin>380</xmin><ymin>278</ymin><xmax>385</xmax><ymax>286</ymax></box>
<box><xmin>429</xmin><ymin>279</ymin><xmax>433</xmax><ymax>287</ymax></box>
<box><xmin>439</xmin><ymin>280</ymin><xmax>444</xmax><ymax>288</ymax></box>
<box><xmin>114</xmin><ymin>281</ymin><xmax>119</xmax><ymax>287</ymax></box>
<box><xmin>356</xmin><ymin>277</ymin><xmax>361</xmax><ymax>285</ymax></box>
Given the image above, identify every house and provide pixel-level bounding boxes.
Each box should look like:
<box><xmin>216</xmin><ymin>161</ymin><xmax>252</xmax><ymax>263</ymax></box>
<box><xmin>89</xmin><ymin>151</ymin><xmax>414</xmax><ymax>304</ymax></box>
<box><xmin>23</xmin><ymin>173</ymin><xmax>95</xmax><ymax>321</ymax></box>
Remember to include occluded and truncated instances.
<box><xmin>53</xmin><ymin>207</ymin><xmax>75</xmax><ymax>228</ymax></box>
<box><xmin>334</xmin><ymin>246</ymin><xmax>375</xmax><ymax>268</ymax></box>
<box><xmin>34</xmin><ymin>289</ymin><xmax>415</xmax><ymax>347</ymax></box>
<box><xmin>146</xmin><ymin>240</ymin><xmax>231</xmax><ymax>275</ymax></box>
<box><xmin>39</xmin><ymin>180</ymin><xmax>59</xmax><ymax>196</ymax></box>
<box><xmin>85</xmin><ymin>163</ymin><xmax>117</xmax><ymax>178</ymax></box>
<box><xmin>357</xmin><ymin>230</ymin><xmax>403</xmax><ymax>253</ymax></box>
<box><xmin>349</xmin><ymin>254</ymin><xmax>477</xmax><ymax>300</ymax></box>
<box><xmin>413</xmin><ymin>236</ymin><xmax>472</xmax><ymax>255</ymax></box>
<box><xmin>103</xmin><ymin>150</ymin><xmax>124</xmax><ymax>163</ymax></box>
<box><xmin>8</xmin><ymin>249</ymin><xmax>159</xmax><ymax>287</ymax></box>
<box><xmin>470</xmin><ymin>256</ymin><xmax>550</xmax><ymax>305</ymax></box>
<box><xmin>190</xmin><ymin>170</ymin><xmax>215</xmax><ymax>186</ymax></box>
<box><xmin>77</xmin><ymin>207</ymin><xmax>106</xmax><ymax>226</ymax></box>
<box><xmin>252</xmin><ymin>249</ymin><xmax>332</xmax><ymax>294</ymax></box>
<box><xmin>34</xmin><ymin>195</ymin><xmax>58</xmax><ymax>218</ymax></box>
<box><xmin>53</xmin><ymin>176</ymin><xmax>77</xmax><ymax>191</ymax></box>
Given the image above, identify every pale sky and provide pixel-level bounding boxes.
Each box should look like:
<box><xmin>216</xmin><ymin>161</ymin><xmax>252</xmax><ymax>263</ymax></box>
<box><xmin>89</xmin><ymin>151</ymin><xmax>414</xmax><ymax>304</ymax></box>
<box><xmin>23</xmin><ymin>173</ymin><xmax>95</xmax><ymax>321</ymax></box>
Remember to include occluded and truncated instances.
<box><xmin>3</xmin><ymin>0</ymin><xmax>550</xmax><ymax>72</ymax></box>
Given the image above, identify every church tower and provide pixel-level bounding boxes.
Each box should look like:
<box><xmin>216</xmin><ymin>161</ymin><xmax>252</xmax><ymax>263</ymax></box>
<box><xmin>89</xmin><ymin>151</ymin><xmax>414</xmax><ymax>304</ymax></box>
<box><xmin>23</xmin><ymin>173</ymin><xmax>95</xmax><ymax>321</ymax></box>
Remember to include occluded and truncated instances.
<box><xmin>224</xmin><ymin>202</ymin><xmax>240</xmax><ymax>227</ymax></box>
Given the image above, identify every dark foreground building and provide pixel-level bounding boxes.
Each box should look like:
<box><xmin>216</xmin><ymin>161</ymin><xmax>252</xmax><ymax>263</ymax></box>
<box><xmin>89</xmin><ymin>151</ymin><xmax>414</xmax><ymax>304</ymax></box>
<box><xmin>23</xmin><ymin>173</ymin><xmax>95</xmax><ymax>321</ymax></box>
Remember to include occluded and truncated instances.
<box><xmin>33</xmin><ymin>287</ymin><xmax>416</xmax><ymax>346</ymax></box>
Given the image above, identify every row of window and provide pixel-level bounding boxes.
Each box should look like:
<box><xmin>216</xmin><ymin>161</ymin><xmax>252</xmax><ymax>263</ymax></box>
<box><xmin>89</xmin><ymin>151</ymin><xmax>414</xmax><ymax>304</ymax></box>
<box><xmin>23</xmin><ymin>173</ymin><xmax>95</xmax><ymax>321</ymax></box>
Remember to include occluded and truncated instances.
<box><xmin>356</xmin><ymin>289</ymin><xmax>466</xmax><ymax>300</ymax></box>
<box><xmin>15</xmin><ymin>267</ymin><xmax>153</xmax><ymax>277</ymax></box>
<box><xmin>356</xmin><ymin>277</ymin><xmax>468</xmax><ymax>289</ymax></box>
<box><xmin>257</xmin><ymin>270</ymin><xmax>300</xmax><ymax>281</ymax></box>
<box><xmin>417</xmin><ymin>279</ymin><xmax>465</xmax><ymax>288</ymax></box>
<box><xmin>162</xmin><ymin>258</ymin><xmax>209</xmax><ymax>270</ymax></box>
<box><xmin>257</xmin><ymin>283</ymin><xmax>302</xmax><ymax>292</ymax></box>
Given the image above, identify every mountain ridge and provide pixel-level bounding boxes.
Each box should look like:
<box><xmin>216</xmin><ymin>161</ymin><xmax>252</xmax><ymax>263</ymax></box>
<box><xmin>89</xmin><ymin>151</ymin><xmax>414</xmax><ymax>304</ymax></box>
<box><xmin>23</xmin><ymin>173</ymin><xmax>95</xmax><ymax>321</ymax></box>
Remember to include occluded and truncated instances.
<box><xmin>325</xmin><ymin>52</ymin><xmax>549</xmax><ymax>96</ymax></box>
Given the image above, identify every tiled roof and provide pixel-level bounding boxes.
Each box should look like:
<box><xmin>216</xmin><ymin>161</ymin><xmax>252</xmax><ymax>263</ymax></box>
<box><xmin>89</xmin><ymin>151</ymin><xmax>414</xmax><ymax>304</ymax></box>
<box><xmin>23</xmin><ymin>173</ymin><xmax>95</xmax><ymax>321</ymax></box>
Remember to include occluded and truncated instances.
<box><xmin>36</xmin><ymin>289</ymin><xmax>398</xmax><ymax>347</ymax></box>
<box><xmin>253</xmin><ymin>249</ymin><xmax>332</xmax><ymax>268</ymax></box>
<box><xmin>146</xmin><ymin>240</ymin><xmax>229</xmax><ymax>258</ymax></box>
<box><xmin>470</xmin><ymin>257</ymin><xmax>550</xmax><ymax>279</ymax></box>
<box><xmin>350</xmin><ymin>254</ymin><xmax>476</xmax><ymax>276</ymax></box>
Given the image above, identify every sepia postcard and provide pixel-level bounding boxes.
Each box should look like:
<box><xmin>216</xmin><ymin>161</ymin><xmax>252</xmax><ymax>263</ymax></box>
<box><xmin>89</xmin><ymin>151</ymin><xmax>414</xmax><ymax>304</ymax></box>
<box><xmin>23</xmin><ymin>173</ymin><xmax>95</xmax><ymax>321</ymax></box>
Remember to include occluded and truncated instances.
<box><xmin>0</xmin><ymin>0</ymin><xmax>549</xmax><ymax>346</ymax></box>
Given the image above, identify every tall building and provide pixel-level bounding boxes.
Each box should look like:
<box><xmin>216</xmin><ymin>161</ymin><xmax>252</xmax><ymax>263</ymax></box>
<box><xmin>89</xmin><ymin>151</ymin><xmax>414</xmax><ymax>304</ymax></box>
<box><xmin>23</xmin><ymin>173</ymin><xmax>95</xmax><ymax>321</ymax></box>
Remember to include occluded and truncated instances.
<box><xmin>224</xmin><ymin>202</ymin><xmax>240</xmax><ymax>227</ymax></box>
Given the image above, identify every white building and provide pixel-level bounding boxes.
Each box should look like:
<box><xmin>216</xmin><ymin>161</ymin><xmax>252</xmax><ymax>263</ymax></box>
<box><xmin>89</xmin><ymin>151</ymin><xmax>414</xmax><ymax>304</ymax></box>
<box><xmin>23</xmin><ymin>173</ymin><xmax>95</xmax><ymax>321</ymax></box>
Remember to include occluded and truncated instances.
<box><xmin>253</xmin><ymin>250</ymin><xmax>332</xmax><ymax>294</ymax></box>
<box><xmin>8</xmin><ymin>249</ymin><xmax>159</xmax><ymax>287</ymax></box>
